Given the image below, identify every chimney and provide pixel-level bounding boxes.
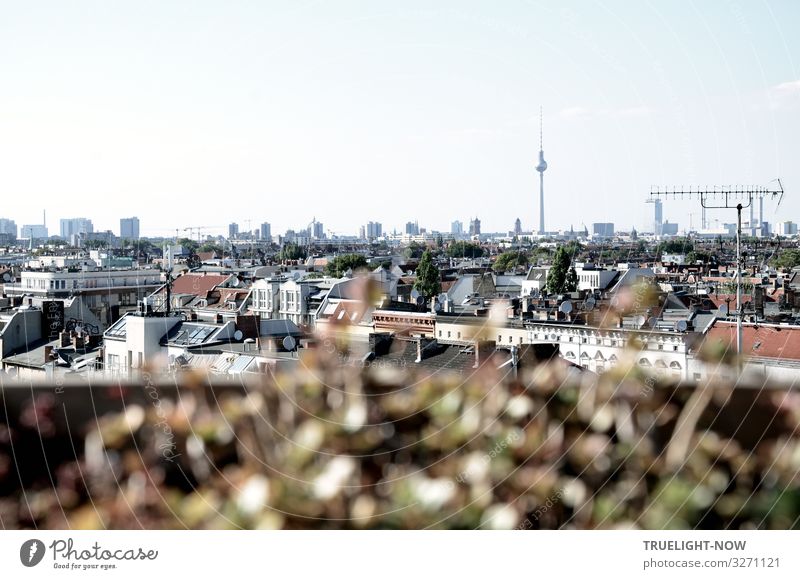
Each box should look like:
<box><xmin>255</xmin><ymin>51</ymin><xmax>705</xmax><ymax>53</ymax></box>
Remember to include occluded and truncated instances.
<box><xmin>60</xmin><ymin>331</ymin><xmax>71</xmax><ymax>347</ymax></box>
<box><xmin>73</xmin><ymin>334</ymin><xmax>84</xmax><ymax>349</ymax></box>
<box><xmin>44</xmin><ymin>345</ymin><xmax>53</xmax><ymax>364</ymax></box>
<box><xmin>215</xmin><ymin>313</ymin><xmax>223</xmax><ymax>324</ymax></box>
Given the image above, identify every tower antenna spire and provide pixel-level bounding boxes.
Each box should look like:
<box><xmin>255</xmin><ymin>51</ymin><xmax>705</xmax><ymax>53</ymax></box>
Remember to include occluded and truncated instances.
<box><xmin>539</xmin><ymin>105</ymin><xmax>543</xmax><ymax>149</ymax></box>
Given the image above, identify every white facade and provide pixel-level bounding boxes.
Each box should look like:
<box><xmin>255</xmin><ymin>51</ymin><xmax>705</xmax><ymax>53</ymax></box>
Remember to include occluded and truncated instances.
<box><xmin>103</xmin><ymin>314</ymin><xmax>181</xmax><ymax>375</ymax></box>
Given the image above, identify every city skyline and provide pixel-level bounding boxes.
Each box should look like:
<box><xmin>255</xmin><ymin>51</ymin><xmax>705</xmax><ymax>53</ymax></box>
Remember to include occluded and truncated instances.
<box><xmin>1</xmin><ymin>2</ymin><xmax>799</xmax><ymax>236</ymax></box>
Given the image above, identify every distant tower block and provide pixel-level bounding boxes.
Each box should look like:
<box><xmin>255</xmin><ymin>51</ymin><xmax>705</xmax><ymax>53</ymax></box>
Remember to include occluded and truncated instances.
<box><xmin>535</xmin><ymin>107</ymin><xmax>548</xmax><ymax>234</ymax></box>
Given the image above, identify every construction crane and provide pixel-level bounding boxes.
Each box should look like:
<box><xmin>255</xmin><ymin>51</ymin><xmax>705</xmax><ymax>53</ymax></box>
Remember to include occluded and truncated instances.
<box><xmin>650</xmin><ymin>181</ymin><xmax>784</xmax><ymax>359</ymax></box>
<box><xmin>182</xmin><ymin>226</ymin><xmax>222</xmax><ymax>242</ymax></box>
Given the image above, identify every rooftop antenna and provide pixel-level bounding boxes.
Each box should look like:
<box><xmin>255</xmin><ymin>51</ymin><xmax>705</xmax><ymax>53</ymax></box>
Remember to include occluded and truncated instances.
<box><xmin>649</xmin><ymin>180</ymin><xmax>784</xmax><ymax>364</ymax></box>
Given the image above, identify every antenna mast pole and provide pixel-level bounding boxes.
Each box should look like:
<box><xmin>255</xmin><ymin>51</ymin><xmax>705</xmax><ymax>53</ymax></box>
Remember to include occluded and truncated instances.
<box><xmin>649</xmin><ymin>181</ymin><xmax>784</xmax><ymax>363</ymax></box>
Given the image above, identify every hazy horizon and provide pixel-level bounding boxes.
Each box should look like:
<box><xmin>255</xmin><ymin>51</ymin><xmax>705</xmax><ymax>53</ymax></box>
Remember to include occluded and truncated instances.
<box><xmin>1</xmin><ymin>1</ymin><xmax>798</xmax><ymax>238</ymax></box>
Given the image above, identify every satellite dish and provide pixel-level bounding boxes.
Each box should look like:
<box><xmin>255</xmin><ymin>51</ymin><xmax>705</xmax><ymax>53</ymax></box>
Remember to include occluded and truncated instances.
<box><xmin>585</xmin><ymin>297</ymin><xmax>596</xmax><ymax>310</ymax></box>
<box><xmin>635</xmin><ymin>315</ymin><xmax>646</xmax><ymax>328</ymax></box>
<box><xmin>230</xmin><ymin>277</ymin><xmax>240</xmax><ymax>287</ymax></box>
<box><xmin>416</xmin><ymin>295</ymin><xmax>426</xmax><ymax>306</ymax></box>
<box><xmin>719</xmin><ymin>304</ymin><xmax>729</xmax><ymax>315</ymax></box>
<box><xmin>676</xmin><ymin>320</ymin><xmax>688</xmax><ymax>332</ymax></box>
<box><xmin>647</xmin><ymin>317</ymin><xmax>657</xmax><ymax>328</ymax></box>
<box><xmin>283</xmin><ymin>336</ymin><xmax>297</xmax><ymax>351</ymax></box>
<box><xmin>233</xmin><ymin>330</ymin><xmax>244</xmax><ymax>341</ymax></box>
<box><xmin>559</xmin><ymin>301</ymin><xmax>573</xmax><ymax>314</ymax></box>
<box><xmin>437</xmin><ymin>293</ymin><xmax>448</xmax><ymax>304</ymax></box>
<box><xmin>410</xmin><ymin>289</ymin><xmax>420</xmax><ymax>300</ymax></box>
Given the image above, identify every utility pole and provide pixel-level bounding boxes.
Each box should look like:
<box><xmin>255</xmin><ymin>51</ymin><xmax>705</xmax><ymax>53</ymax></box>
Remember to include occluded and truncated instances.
<box><xmin>649</xmin><ymin>182</ymin><xmax>784</xmax><ymax>360</ymax></box>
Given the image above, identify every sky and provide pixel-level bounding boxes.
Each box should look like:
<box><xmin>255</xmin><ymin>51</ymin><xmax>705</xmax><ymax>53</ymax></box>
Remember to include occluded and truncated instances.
<box><xmin>0</xmin><ymin>0</ymin><xmax>798</xmax><ymax>238</ymax></box>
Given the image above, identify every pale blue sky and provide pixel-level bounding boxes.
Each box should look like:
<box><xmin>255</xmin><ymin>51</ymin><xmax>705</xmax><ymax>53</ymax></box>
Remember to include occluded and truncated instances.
<box><xmin>0</xmin><ymin>1</ymin><xmax>798</xmax><ymax>237</ymax></box>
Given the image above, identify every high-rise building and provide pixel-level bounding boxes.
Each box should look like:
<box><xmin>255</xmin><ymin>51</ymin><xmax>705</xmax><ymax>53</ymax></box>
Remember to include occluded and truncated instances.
<box><xmin>451</xmin><ymin>220</ymin><xmax>463</xmax><ymax>235</ymax></box>
<box><xmin>592</xmin><ymin>223</ymin><xmax>615</xmax><ymax>237</ymax></box>
<box><xmin>778</xmin><ymin>221</ymin><xmax>798</xmax><ymax>236</ymax></box>
<box><xmin>366</xmin><ymin>221</ymin><xmax>382</xmax><ymax>239</ymax></box>
<box><xmin>260</xmin><ymin>222</ymin><xmax>271</xmax><ymax>242</ymax></box>
<box><xmin>120</xmin><ymin>216</ymin><xmax>140</xmax><ymax>239</ymax></box>
<box><xmin>661</xmin><ymin>221</ymin><xmax>679</xmax><ymax>236</ymax></box>
<box><xmin>60</xmin><ymin>218</ymin><xmax>93</xmax><ymax>239</ymax></box>
<box><xmin>0</xmin><ymin>218</ymin><xmax>16</xmax><ymax>244</ymax></box>
<box><xmin>405</xmin><ymin>221</ymin><xmax>419</xmax><ymax>235</ymax></box>
<box><xmin>514</xmin><ymin>218</ymin><xmax>522</xmax><ymax>235</ymax></box>
<box><xmin>21</xmin><ymin>224</ymin><xmax>48</xmax><ymax>239</ymax></box>
<box><xmin>312</xmin><ymin>221</ymin><xmax>324</xmax><ymax>239</ymax></box>
<box><xmin>469</xmin><ymin>217</ymin><xmax>481</xmax><ymax>236</ymax></box>
<box><xmin>653</xmin><ymin>199</ymin><xmax>663</xmax><ymax>236</ymax></box>
<box><xmin>229</xmin><ymin>223</ymin><xmax>239</xmax><ymax>239</ymax></box>
<box><xmin>359</xmin><ymin>225</ymin><xmax>366</xmax><ymax>239</ymax></box>
<box><xmin>535</xmin><ymin>107</ymin><xmax>548</xmax><ymax>234</ymax></box>
<box><xmin>0</xmin><ymin>218</ymin><xmax>17</xmax><ymax>236</ymax></box>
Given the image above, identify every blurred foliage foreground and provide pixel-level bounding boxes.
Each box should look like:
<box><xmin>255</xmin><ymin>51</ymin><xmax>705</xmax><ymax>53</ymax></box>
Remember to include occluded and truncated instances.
<box><xmin>1</xmin><ymin>354</ymin><xmax>799</xmax><ymax>530</ymax></box>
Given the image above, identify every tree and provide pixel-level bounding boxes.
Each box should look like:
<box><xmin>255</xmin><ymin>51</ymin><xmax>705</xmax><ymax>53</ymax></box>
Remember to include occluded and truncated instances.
<box><xmin>326</xmin><ymin>254</ymin><xmax>368</xmax><ymax>277</ymax></box>
<box><xmin>446</xmin><ymin>241</ymin><xmax>484</xmax><ymax>258</ymax></box>
<box><xmin>414</xmin><ymin>249</ymin><xmax>441</xmax><ymax>298</ymax></box>
<box><xmin>178</xmin><ymin>237</ymin><xmax>199</xmax><ymax>254</ymax></box>
<box><xmin>546</xmin><ymin>246</ymin><xmax>576</xmax><ymax>295</ymax></box>
<box><xmin>403</xmin><ymin>241</ymin><xmax>424</xmax><ymax>259</ymax></box>
<box><xmin>772</xmin><ymin>249</ymin><xmax>800</xmax><ymax>270</ymax></box>
<box><xmin>280</xmin><ymin>242</ymin><xmax>307</xmax><ymax>261</ymax></box>
<box><xmin>565</xmin><ymin>266</ymin><xmax>578</xmax><ymax>292</ymax></box>
<box><xmin>492</xmin><ymin>251</ymin><xmax>530</xmax><ymax>272</ymax></box>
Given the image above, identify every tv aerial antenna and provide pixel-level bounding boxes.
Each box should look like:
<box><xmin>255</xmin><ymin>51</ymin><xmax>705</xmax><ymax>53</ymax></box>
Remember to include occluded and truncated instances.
<box><xmin>649</xmin><ymin>180</ymin><xmax>784</xmax><ymax>358</ymax></box>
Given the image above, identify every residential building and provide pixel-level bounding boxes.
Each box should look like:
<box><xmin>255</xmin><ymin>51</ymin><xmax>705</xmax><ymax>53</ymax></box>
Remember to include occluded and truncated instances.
<box><xmin>3</xmin><ymin>267</ymin><xmax>163</xmax><ymax>325</ymax></box>
<box><xmin>778</xmin><ymin>221</ymin><xmax>797</xmax><ymax>236</ymax></box>
<box><xmin>0</xmin><ymin>218</ymin><xmax>17</xmax><ymax>243</ymax></box>
<box><xmin>592</xmin><ymin>222</ymin><xmax>615</xmax><ymax>237</ymax></box>
<box><xmin>229</xmin><ymin>223</ymin><xmax>239</xmax><ymax>239</ymax></box>
<box><xmin>120</xmin><ymin>217</ymin><xmax>140</xmax><ymax>239</ymax></box>
<box><xmin>366</xmin><ymin>221</ymin><xmax>382</xmax><ymax>239</ymax></box>
<box><xmin>451</xmin><ymin>220</ymin><xmax>463</xmax><ymax>235</ymax></box>
<box><xmin>60</xmin><ymin>218</ymin><xmax>93</xmax><ymax>239</ymax></box>
<box><xmin>661</xmin><ymin>221</ymin><xmax>679</xmax><ymax>236</ymax></box>
<box><xmin>469</xmin><ymin>217</ymin><xmax>481</xmax><ymax>236</ymax></box>
<box><xmin>260</xmin><ymin>222</ymin><xmax>271</xmax><ymax>242</ymax></box>
<box><xmin>20</xmin><ymin>224</ymin><xmax>48</xmax><ymax>239</ymax></box>
<box><xmin>405</xmin><ymin>221</ymin><xmax>420</xmax><ymax>236</ymax></box>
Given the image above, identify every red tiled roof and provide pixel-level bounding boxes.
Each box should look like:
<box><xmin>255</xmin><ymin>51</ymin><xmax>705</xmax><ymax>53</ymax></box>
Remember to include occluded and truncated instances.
<box><xmin>706</xmin><ymin>293</ymin><xmax>774</xmax><ymax>309</ymax></box>
<box><xmin>163</xmin><ymin>273</ymin><xmax>230</xmax><ymax>297</ymax></box>
<box><xmin>703</xmin><ymin>321</ymin><xmax>800</xmax><ymax>360</ymax></box>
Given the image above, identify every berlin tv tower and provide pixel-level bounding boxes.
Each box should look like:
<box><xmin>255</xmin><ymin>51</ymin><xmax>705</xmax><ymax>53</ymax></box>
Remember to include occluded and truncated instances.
<box><xmin>535</xmin><ymin>106</ymin><xmax>548</xmax><ymax>235</ymax></box>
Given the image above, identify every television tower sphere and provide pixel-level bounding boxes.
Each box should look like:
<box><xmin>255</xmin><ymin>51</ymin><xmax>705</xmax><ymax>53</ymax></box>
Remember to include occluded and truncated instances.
<box><xmin>536</xmin><ymin>149</ymin><xmax>547</xmax><ymax>173</ymax></box>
